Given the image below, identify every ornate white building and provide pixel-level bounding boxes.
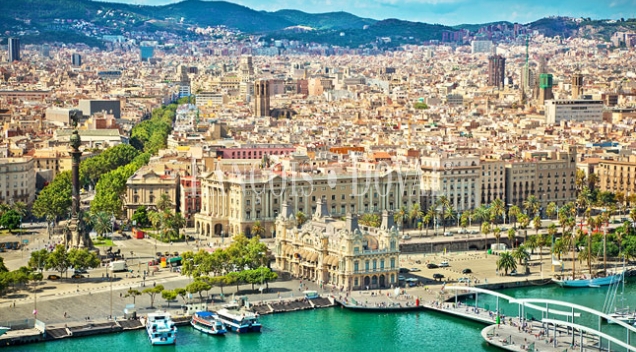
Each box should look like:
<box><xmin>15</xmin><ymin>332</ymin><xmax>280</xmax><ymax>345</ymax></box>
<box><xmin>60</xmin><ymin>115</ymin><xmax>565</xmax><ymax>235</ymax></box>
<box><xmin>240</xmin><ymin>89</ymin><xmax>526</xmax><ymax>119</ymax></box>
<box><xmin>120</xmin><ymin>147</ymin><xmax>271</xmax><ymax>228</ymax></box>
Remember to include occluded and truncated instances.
<box><xmin>275</xmin><ymin>200</ymin><xmax>400</xmax><ymax>291</ymax></box>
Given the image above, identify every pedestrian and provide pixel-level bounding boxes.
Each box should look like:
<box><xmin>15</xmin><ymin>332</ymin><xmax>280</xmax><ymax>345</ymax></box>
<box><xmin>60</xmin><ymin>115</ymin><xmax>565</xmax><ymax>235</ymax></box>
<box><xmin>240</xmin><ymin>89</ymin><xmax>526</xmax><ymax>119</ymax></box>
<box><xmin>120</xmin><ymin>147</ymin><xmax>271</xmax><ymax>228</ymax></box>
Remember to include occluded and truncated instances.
<box><xmin>64</xmin><ymin>312</ymin><xmax>67</xmax><ymax>318</ymax></box>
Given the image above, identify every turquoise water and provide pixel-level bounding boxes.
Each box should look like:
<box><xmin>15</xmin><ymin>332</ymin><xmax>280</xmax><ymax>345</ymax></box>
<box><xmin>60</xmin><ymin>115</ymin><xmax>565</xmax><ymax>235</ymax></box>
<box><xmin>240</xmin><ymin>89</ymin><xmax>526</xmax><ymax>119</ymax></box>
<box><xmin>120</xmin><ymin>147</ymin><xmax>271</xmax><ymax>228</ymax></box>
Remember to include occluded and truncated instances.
<box><xmin>6</xmin><ymin>280</ymin><xmax>635</xmax><ymax>352</ymax></box>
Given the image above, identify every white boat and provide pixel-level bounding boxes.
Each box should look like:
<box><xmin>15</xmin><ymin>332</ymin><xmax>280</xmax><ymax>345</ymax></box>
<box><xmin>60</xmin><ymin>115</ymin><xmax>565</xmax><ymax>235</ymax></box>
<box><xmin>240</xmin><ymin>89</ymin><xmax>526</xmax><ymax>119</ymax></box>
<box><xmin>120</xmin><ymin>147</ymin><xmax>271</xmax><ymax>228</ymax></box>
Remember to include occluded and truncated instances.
<box><xmin>145</xmin><ymin>312</ymin><xmax>177</xmax><ymax>345</ymax></box>
<box><xmin>607</xmin><ymin>309</ymin><xmax>636</xmax><ymax>325</ymax></box>
<box><xmin>215</xmin><ymin>303</ymin><xmax>262</xmax><ymax>333</ymax></box>
<box><xmin>0</xmin><ymin>327</ymin><xmax>10</xmax><ymax>336</ymax></box>
<box><xmin>191</xmin><ymin>311</ymin><xmax>227</xmax><ymax>336</ymax></box>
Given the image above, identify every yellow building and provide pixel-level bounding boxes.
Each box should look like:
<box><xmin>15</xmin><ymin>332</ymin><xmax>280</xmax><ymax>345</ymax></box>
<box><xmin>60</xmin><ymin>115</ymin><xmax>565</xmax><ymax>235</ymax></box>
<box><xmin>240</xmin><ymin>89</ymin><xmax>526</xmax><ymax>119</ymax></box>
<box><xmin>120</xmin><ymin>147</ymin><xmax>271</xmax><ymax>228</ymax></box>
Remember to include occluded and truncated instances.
<box><xmin>597</xmin><ymin>155</ymin><xmax>636</xmax><ymax>201</ymax></box>
<box><xmin>124</xmin><ymin>166</ymin><xmax>179</xmax><ymax>219</ymax></box>
<box><xmin>275</xmin><ymin>201</ymin><xmax>400</xmax><ymax>291</ymax></box>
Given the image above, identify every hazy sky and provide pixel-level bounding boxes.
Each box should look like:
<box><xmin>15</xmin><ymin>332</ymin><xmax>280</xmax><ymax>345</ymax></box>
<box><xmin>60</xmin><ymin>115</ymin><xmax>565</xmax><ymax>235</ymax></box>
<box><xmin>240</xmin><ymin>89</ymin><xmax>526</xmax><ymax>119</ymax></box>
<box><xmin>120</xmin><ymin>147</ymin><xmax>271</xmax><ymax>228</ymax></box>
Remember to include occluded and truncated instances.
<box><xmin>104</xmin><ymin>0</ymin><xmax>636</xmax><ymax>25</ymax></box>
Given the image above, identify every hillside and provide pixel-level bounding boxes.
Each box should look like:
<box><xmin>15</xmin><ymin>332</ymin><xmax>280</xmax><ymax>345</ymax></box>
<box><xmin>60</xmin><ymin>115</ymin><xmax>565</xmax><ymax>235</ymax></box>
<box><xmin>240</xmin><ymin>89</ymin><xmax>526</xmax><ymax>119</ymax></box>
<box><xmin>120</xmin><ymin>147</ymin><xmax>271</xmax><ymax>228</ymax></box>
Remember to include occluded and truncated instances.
<box><xmin>0</xmin><ymin>0</ymin><xmax>629</xmax><ymax>48</ymax></box>
<box><xmin>274</xmin><ymin>10</ymin><xmax>376</xmax><ymax>30</ymax></box>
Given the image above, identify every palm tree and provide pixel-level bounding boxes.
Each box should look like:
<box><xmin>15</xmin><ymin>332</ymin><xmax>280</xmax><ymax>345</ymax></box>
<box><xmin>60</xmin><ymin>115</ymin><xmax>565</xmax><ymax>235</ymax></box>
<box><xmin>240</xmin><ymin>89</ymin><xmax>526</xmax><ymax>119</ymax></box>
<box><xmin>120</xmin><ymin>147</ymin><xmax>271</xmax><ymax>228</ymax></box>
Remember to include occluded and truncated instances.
<box><xmin>443</xmin><ymin>205</ymin><xmax>456</xmax><ymax>232</ymax></box>
<box><xmin>426</xmin><ymin>206</ymin><xmax>439</xmax><ymax>236</ymax></box>
<box><xmin>171</xmin><ymin>212</ymin><xmax>186</xmax><ymax>242</ymax></box>
<box><xmin>493</xmin><ymin>226</ymin><xmax>502</xmax><ymax>250</ymax></box>
<box><xmin>156</xmin><ymin>193</ymin><xmax>173</xmax><ymax>212</ymax></box>
<box><xmin>532</xmin><ymin>215</ymin><xmax>541</xmax><ymax>237</ymax></box>
<box><xmin>525</xmin><ymin>236</ymin><xmax>538</xmax><ymax>255</ymax></box>
<box><xmin>394</xmin><ymin>206</ymin><xmax>408</xmax><ymax>237</ymax></box>
<box><xmin>507</xmin><ymin>228</ymin><xmax>517</xmax><ymax>249</ymax></box>
<box><xmin>517</xmin><ymin>213</ymin><xmax>530</xmax><ymax>241</ymax></box>
<box><xmin>91</xmin><ymin>211</ymin><xmax>112</xmax><ymax>238</ymax></box>
<box><xmin>474</xmin><ymin>204</ymin><xmax>491</xmax><ymax>225</ymax></box>
<box><xmin>575</xmin><ymin>169</ymin><xmax>587</xmax><ymax>192</ymax></box>
<box><xmin>508</xmin><ymin>205</ymin><xmax>521</xmax><ymax>229</ymax></box>
<box><xmin>552</xmin><ymin>238</ymin><xmax>566</xmax><ymax>261</ymax></box>
<box><xmin>523</xmin><ymin>195</ymin><xmax>540</xmax><ymax>218</ymax></box>
<box><xmin>148</xmin><ymin>210</ymin><xmax>162</xmax><ymax>237</ymax></box>
<box><xmin>547</xmin><ymin>222</ymin><xmax>557</xmax><ymax>251</ymax></box>
<box><xmin>546</xmin><ymin>202</ymin><xmax>557</xmax><ymax>220</ymax></box>
<box><xmin>512</xmin><ymin>245</ymin><xmax>530</xmax><ymax>265</ymax></box>
<box><xmin>422</xmin><ymin>214</ymin><xmax>432</xmax><ymax>237</ymax></box>
<box><xmin>409</xmin><ymin>204</ymin><xmax>424</xmax><ymax>229</ymax></box>
<box><xmin>295</xmin><ymin>211</ymin><xmax>307</xmax><ymax>228</ymax></box>
<box><xmin>251</xmin><ymin>221</ymin><xmax>266</xmax><ymax>238</ymax></box>
<box><xmin>438</xmin><ymin>196</ymin><xmax>451</xmax><ymax>234</ymax></box>
<box><xmin>497</xmin><ymin>252</ymin><xmax>517</xmax><ymax>275</ymax></box>
<box><xmin>587</xmin><ymin>173</ymin><xmax>599</xmax><ymax>191</ymax></box>
<box><xmin>481</xmin><ymin>221</ymin><xmax>491</xmax><ymax>251</ymax></box>
<box><xmin>490</xmin><ymin>198</ymin><xmax>505</xmax><ymax>225</ymax></box>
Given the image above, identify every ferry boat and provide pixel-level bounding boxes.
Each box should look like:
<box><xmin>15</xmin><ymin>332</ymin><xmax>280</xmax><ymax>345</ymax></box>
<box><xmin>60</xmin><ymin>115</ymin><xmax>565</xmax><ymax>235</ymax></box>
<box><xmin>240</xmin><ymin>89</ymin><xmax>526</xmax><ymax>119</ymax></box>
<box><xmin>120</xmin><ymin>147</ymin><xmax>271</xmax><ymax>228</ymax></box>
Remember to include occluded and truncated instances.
<box><xmin>145</xmin><ymin>312</ymin><xmax>177</xmax><ymax>345</ymax></box>
<box><xmin>191</xmin><ymin>311</ymin><xmax>227</xmax><ymax>336</ymax></box>
<box><xmin>215</xmin><ymin>304</ymin><xmax>262</xmax><ymax>333</ymax></box>
<box><xmin>552</xmin><ymin>273</ymin><xmax>622</xmax><ymax>288</ymax></box>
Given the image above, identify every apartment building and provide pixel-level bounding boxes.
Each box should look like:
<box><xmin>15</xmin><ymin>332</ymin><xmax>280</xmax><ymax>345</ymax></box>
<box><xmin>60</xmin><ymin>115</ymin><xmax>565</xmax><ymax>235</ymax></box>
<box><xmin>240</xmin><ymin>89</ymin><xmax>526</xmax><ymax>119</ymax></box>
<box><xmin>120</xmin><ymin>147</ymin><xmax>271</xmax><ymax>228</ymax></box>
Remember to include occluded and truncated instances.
<box><xmin>597</xmin><ymin>155</ymin><xmax>636</xmax><ymax>201</ymax></box>
<box><xmin>275</xmin><ymin>203</ymin><xmax>400</xmax><ymax>291</ymax></box>
<box><xmin>194</xmin><ymin>156</ymin><xmax>421</xmax><ymax>238</ymax></box>
<box><xmin>480</xmin><ymin>159</ymin><xmax>507</xmax><ymax>205</ymax></box>
<box><xmin>420</xmin><ymin>154</ymin><xmax>481</xmax><ymax>212</ymax></box>
<box><xmin>505</xmin><ymin>147</ymin><xmax>577</xmax><ymax>211</ymax></box>
<box><xmin>0</xmin><ymin>157</ymin><xmax>36</xmax><ymax>204</ymax></box>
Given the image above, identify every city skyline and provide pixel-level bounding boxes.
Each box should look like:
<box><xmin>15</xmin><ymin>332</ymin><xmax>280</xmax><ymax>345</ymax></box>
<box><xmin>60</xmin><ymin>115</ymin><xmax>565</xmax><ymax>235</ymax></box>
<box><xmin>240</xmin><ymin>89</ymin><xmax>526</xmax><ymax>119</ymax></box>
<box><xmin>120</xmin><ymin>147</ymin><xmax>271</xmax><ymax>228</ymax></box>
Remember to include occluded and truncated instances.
<box><xmin>103</xmin><ymin>0</ymin><xmax>636</xmax><ymax>25</ymax></box>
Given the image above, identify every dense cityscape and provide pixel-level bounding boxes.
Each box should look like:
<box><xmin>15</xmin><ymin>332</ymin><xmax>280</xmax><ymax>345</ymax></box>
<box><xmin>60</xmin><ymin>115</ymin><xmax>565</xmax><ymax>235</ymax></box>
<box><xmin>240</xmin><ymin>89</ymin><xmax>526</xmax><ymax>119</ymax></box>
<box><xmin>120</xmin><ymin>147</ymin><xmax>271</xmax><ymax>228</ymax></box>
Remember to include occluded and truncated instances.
<box><xmin>0</xmin><ymin>0</ymin><xmax>636</xmax><ymax>350</ymax></box>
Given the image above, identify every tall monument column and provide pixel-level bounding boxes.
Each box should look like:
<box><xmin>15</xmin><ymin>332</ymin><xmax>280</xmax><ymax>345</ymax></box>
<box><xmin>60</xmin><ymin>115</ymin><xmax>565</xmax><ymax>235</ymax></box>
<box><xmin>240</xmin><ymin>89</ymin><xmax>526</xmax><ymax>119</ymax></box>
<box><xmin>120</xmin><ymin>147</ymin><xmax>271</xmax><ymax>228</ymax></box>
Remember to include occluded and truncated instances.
<box><xmin>68</xmin><ymin>109</ymin><xmax>90</xmax><ymax>248</ymax></box>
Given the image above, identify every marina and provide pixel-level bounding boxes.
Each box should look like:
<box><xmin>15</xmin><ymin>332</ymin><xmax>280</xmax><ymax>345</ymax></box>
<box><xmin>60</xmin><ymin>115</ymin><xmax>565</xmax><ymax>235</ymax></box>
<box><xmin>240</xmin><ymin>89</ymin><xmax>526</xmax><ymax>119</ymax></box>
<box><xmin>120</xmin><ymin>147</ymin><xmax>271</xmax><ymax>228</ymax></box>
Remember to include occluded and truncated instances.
<box><xmin>0</xmin><ymin>280</ymin><xmax>635</xmax><ymax>351</ymax></box>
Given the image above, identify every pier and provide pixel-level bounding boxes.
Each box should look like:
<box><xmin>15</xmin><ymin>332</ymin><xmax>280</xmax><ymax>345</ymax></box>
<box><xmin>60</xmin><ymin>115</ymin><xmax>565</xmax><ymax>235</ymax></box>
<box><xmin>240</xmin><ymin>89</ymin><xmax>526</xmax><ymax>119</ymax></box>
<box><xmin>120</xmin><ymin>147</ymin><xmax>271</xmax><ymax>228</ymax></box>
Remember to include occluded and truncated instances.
<box><xmin>335</xmin><ymin>285</ymin><xmax>636</xmax><ymax>352</ymax></box>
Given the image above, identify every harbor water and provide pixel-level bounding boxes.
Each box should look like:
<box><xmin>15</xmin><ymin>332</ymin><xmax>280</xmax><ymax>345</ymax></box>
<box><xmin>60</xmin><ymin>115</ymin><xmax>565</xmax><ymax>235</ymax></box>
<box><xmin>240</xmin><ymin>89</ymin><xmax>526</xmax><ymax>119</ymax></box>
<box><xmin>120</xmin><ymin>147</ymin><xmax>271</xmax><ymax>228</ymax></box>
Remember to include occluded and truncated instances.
<box><xmin>5</xmin><ymin>280</ymin><xmax>635</xmax><ymax>352</ymax></box>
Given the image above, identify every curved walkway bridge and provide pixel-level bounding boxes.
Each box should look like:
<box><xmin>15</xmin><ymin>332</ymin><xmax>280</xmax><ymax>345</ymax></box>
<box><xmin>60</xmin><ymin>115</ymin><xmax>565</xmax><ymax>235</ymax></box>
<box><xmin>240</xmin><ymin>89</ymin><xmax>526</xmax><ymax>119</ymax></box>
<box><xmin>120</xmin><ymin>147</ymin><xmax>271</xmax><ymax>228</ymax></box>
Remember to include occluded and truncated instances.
<box><xmin>428</xmin><ymin>286</ymin><xmax>636</xmax><ymax>352</ymax></box>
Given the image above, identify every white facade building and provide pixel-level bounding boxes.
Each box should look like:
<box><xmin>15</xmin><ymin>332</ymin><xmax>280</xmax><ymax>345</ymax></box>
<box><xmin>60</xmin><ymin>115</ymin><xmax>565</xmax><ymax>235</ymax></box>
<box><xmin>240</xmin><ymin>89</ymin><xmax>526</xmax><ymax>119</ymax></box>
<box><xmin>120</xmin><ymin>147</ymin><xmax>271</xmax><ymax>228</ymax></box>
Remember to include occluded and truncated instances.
<box><xmin>544</xmin><ymin>99</ymin><xmax>604</xmax><ymax>124</ymax></box>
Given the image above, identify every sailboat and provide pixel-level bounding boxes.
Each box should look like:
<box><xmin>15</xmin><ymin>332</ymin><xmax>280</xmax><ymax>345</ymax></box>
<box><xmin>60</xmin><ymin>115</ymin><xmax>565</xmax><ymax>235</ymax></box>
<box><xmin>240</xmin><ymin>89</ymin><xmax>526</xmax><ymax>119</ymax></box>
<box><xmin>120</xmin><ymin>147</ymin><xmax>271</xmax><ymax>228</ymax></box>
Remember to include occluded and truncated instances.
<box><xmin>603</xmin><ymin>260</ymin><xmax>635</xmax><ymax>324</ymax></box>
<box><xmin>553</xmin><ymin>226</ymin><xmax>623</xmax><ymax>288</ymax></box>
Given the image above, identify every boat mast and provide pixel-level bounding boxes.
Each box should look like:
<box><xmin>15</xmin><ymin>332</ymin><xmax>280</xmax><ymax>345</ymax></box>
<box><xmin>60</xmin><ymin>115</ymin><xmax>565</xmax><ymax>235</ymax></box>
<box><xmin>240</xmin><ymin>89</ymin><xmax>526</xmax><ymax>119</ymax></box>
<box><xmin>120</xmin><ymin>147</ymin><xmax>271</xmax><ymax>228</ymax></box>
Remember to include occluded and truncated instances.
<box><xmin>603</xmin><ymin>226</ymin><xmax>607</xmax><ymax>276</ymax></box>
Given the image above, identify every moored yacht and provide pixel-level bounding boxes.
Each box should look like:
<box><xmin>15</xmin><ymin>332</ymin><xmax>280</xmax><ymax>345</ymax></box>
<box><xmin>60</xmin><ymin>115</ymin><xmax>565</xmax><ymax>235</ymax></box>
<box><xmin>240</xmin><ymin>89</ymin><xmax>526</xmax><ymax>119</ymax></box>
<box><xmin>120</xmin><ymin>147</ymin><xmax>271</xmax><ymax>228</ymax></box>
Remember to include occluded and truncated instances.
<box><xmin>215</xmin><ymin>303</ymin><xmax>262</xmax><ymax>333</ymax></box>
<box><xmin>191</xmin><ymin>311</ymin><xmax>227</xmax><ymax>336</ymax></box>
<box><xmin>145</xmin><ymin>312</ymin><xmax>177</xmax><ymax>345</ymax></box>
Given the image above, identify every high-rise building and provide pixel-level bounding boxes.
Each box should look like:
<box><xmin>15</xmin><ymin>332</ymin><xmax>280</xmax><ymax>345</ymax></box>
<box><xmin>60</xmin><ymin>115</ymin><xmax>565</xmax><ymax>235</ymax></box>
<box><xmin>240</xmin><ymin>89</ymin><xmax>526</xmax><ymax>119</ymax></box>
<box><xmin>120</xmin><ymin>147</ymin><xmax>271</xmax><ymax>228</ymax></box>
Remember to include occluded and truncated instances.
<box><xmin>571</xmin><ymin>73</ymin><xmax>583</xmax><ymax>100</ymax></box>
<box><xmin>538</xmin><ymin>73</ymin><xmax>554</xmax><ymax>105</ymax></box>
<box><xmin>140</xmin><ymin>46</ymin><xmax>154</xmax><ymax>61</ymax></box>
<box><xmin>471</xmin><ymin>40</ymin><xmax>493</xmax><ymax>54</ymax></box>
<box><xmin>239</xmin><ymin>55</ymin><xmax>254</xmax><ymax>82</ymax></box>
<box><xmin>487</xmin><ymin>55</ymin><xmax>505</xmax><ymax>89</ymax></box>
<box><xmin>72</xmin><ymin>53</ymin><xmax>82</xmax><ymax>67</ymax></box>
<box><xmin>254</xmin><ymin>80</ymin><xmax>270</xmax><ymax>117</ymax></box>
<box><xmin>8</xmin><ymin>38</ymin><xmax>20</xmax><ymax>62</ymax></box>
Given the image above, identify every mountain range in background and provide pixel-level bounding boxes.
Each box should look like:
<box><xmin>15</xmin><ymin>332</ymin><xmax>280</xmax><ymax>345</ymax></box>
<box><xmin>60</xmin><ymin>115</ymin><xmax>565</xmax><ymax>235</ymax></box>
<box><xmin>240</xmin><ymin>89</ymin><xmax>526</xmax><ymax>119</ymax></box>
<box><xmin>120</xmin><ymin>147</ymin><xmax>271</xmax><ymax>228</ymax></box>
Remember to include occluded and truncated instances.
<box><xmin>1</xmin><ymin>0</ymin><xmax>636</xmax><ymax>48</ymax></box>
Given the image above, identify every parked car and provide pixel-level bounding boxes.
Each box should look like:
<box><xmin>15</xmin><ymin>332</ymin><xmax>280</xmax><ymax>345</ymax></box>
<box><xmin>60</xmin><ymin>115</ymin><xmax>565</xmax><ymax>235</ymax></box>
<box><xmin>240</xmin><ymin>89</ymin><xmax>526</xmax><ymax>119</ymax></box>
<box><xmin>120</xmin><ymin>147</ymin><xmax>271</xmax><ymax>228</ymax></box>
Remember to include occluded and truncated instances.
<box><xmin>71</xmin><ymin>274</ymin><xmax>85</xmax><ymax>279</ymax></box>
<box><xmin>402</xmin><ymin>234</ymin><xmax>411</xmax><ymax>240</ymax></box>
<box><xmin>458</xmin><ymin>277</ymin><xmax>471</xmax><ymax>283</ymax></box>
<box><xmin>427</xmin><ymin>263</ymin><xmax>439</xmax><ymax>269</ymax></box>
<box><xmin>410</xmin><ymin>268</ymin><xmax>421</xmax><ymax>272</ymax></box>
<box><xmin>398</xmin><ymin>275</ymin><xmax>406</xmax><ymax>281</ymax></box>
<box><xmin>459</xmin><ymin>228</ymin><xmax>468</xmax><ymax>234</ymax></box>
<box><xmin>415</xmin><ymin>260</ymin><xmax>422</xmax><ymax>264</ymax></box>
<box><xmin>439</xmin><ymin>261</ymin><xmax>449</xmax><ymax>267</ymax></box>
<box><xmin>443</xmin><ymin>231</ymin><xmax>454</xmax><ymax>237</ymax></box>
<box><xmin>462</xmin><ymin>268</ymin><xmax>472</xmax><ymax>274</ymax></box>
<box><xmin>433</xmin><ymin>273</ymin><xmax>445</xmax><ymax>281</ymax></box>
<box><xmin>399</xmin><ymin>268</ymin><xmax>410</xmax><ymax>273</ymax></box>
<box><xmin>73</xmin><ymin>268</ymin><xmax>88</xmax><ymax>274</ymax></box>
<box><xmin>47</xmin><ymin>274</ymin><xmax>60</xmax><ymax>280</ymax></box>
<box><xmin>510</xmin><ymin>270</ymin><xmax>518</xmax><ymax>276</ymax></box>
